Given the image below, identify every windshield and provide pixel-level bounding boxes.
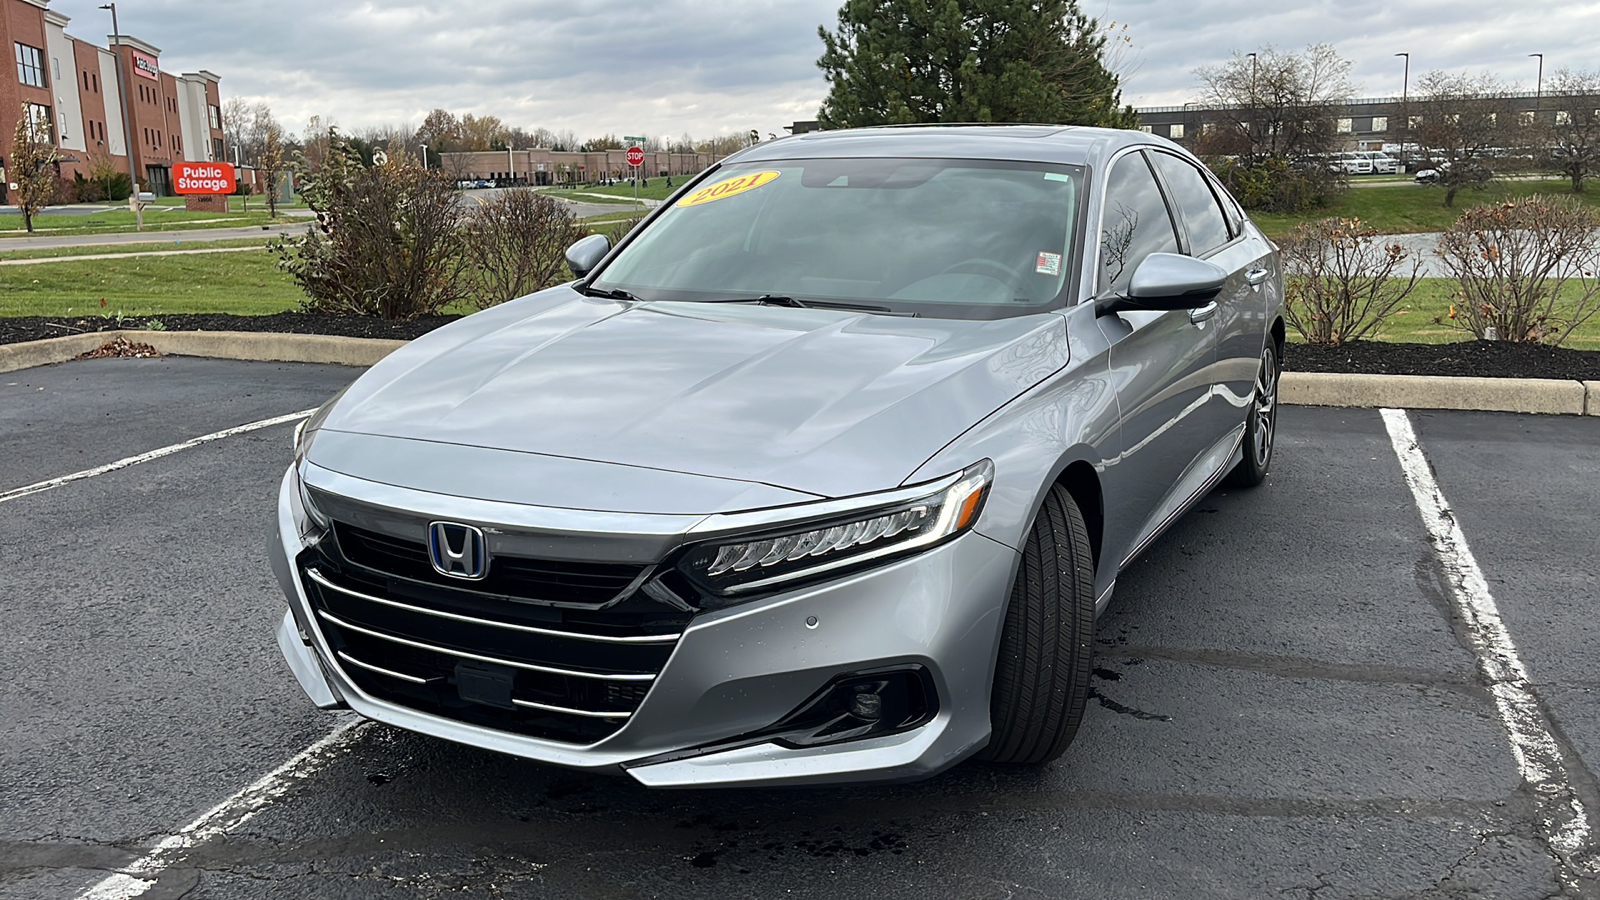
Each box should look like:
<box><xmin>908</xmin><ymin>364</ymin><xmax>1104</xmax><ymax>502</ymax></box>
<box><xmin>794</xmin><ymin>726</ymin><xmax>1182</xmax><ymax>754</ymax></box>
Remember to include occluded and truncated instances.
<box><xmin>590</xmin><ymin>158</ymin><xmax>1083</xmax><ymax>319</ymax></box>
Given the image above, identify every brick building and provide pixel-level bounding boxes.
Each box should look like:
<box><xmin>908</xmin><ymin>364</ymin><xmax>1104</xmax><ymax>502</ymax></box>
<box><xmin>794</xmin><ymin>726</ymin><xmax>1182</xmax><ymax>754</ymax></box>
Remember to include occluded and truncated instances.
<box><xmin>2</xmin><ymin>0</ymin><xmax>227</xmax><ymax>201</ymax></box>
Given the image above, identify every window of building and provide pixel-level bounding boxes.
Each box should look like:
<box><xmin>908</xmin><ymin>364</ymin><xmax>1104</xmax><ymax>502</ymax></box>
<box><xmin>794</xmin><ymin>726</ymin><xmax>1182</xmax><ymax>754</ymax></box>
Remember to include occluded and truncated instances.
<box><xmin>1169</xmin><ymin>123</ymin><xmax>1185</xmax><ymax>139</ymax></box>
<box><xmin>1371</xmin><ymin>116</ymin><xmax>1388</xmax><ymax>132</ymax></box>
<box><xmin>51</xmin><ymin>57</ymin><xmax>61</xmax><ymax>83</ymax></box>
<box><xmin>83</xmin><ymin>70</ymin><xmax>90</xmax><ymax>90</ymax></box>
<box><xmin>213</xmin><ymin>137</ymin><xmax>224</xmax><ymax>160</ymax></box>
<box><xmin>1336</xmin><ymin>118</ymin><xmax>1353</xmax><ymax>133</ymax></box>
<box><xmin>1556</xmin><ymin>110</ymin><xmax>1572</xmax><ymax>126</ymax></box>
<box><xmin>1139</xmin><ymin>125</ymin><xmax>1153</xmax><ymax>134</ymax></box>
<box><xmin>92</xmin><ymin>72</ymin><xmax>98</xmax><ymax>92</ymax></box>
<box><xmin>1520</xmin><ymin>111</ymin><xmax>1535</xmax><ymax>126</ymax></box>
<box><xmin>57</xmin><ymin>112</ymin><xmax>68</xmax><ymax>141</ymax></box>
<box><xmin>15</xmin><ymin>42</ymin><xmax>46</xmax><ymax>88</ymax></box>
<box><xmin>209</xmin><ymin>105</ymin><xmax>221</xmax><ymax>130</ymax></box>
<box><xmin>22</xmin><ymin>102</ymin><xmax>53</xmax><ymax>142</ymax></box>
<box><xmin>1408</xmin><ymin>116</ymin><xmax>1422</xmax><ymax>130</ymax></box>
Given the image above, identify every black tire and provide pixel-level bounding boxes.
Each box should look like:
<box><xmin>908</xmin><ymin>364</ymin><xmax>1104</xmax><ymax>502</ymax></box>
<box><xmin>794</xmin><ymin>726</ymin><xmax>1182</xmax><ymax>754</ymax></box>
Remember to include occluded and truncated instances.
<box><xmin>1225</xmin><ymin>341</ymin><xmax>1280</xmax><ymax>488</ymax></box>
<box><xmin>977</xmin><ymin>484</ymin><xmax>1095</xmax><ymax>765</ymax></box>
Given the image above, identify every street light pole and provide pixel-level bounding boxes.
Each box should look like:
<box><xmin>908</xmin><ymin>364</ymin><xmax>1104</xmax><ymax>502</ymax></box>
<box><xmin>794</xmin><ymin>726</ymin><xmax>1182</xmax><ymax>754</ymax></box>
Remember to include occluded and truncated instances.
<box><xmin>420</xmin><ymin>143</ymin><xmax>428</xmax><ymax>170</ymax></box>
<box><xmin>1246</xmin><ymin>52</ymin><xmax>1258</xmax><ymax>163</ymax></box>
<box><xmin>1395</xmin><ymin>52</ymin><xmax>1410</xmax><ymax>173</ymax></box>
<box><xmin>100</xmin><ymin>2</ymin><xmax>142</xmax><ymax>230</ymax></box>
<box><xmin>1530</xmin><ymin>53</ymin><xmax>1544</xmax><ymax>113</ymax></box>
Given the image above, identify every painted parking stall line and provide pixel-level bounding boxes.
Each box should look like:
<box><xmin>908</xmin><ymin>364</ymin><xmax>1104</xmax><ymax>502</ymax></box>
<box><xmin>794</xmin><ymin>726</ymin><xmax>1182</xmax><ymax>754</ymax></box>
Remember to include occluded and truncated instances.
<box><xmin>0</xmin><ymin>408</ymin><xmax>315</xmax><ymax>506</ymax></box>
<box><xmin>76</xmin><ymin>718</ymin><xmax>369</xmax><ymax>900</ymax></box>
<box><xmin>1381</xmin><ymin>408</ymin><xmax>1596</xmax><ymax>881</ymax></box>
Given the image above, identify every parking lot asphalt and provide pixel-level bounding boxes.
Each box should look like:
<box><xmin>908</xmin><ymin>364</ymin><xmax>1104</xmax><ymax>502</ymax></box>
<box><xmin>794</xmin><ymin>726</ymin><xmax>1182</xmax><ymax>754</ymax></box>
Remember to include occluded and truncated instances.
<box><xmin>1</xmin><ymin>358</ymin><xmax>1597</xmax><ymax>899</ymax></box>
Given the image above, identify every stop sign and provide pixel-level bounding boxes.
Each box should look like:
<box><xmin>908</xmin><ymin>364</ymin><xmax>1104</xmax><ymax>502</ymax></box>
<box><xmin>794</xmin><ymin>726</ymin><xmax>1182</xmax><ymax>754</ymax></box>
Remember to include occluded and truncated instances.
<box><xmin>626</xmin><ymin>146</ymin><xmax>645</xmax><ymax>167</ymax></box>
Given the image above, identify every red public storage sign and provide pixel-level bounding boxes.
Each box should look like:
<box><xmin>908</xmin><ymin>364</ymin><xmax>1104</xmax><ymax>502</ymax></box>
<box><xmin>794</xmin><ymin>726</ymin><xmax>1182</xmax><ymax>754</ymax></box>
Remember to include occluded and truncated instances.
<box><xmin>626</xmin><ymin>146</ymin><xmax>645</xmax><ymax>167</ymax></box>
<box><xmin>173</xmin><ymin>162</ymin><xmax>237</xmax><ymax>194</ymax></box>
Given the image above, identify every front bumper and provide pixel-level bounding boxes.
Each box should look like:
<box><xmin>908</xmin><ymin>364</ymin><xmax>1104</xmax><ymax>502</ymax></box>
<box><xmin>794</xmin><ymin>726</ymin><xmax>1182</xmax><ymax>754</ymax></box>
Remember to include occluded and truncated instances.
<box><xmin>270</xmin><ymin>468</ymin><xmax>1019</xmax><ymax>787</ymax></box>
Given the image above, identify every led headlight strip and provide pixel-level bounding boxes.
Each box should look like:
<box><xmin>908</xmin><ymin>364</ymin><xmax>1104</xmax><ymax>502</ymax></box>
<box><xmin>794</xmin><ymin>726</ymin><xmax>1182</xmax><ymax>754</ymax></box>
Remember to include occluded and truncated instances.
<box><xmin>679</xmin><ymin>460</ymin><xmax>994</xmax><ymax>597</ymax></box>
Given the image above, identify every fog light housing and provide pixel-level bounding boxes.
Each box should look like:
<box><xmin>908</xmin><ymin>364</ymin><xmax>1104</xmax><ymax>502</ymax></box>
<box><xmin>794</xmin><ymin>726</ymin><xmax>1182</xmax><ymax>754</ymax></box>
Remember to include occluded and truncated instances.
<box><xmin>770</xmin><ymin>667</ymin><xmax>936</xmax><ymax>748</ymax></box>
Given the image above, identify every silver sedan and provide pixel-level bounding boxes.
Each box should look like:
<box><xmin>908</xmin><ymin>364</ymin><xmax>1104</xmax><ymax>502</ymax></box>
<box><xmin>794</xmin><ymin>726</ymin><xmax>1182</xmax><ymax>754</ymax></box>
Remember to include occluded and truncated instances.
<box><xmin>270</xmin><ymin>125</ymin><xmax>1285</xmax><ymax>787</ymax></box>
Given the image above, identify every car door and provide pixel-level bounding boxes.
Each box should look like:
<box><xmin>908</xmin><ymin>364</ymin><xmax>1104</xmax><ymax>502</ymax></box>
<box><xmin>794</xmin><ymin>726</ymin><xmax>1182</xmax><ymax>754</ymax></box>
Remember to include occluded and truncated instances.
<box><xmin>1147</xmin><ymin>150</ymin><xmax>1272</xmax><ymax>455</ymax></box>
<box><xmin>1093</xmin><ymin>149</ymin><xmax>1218</xmax><ymax>568</ymax></box>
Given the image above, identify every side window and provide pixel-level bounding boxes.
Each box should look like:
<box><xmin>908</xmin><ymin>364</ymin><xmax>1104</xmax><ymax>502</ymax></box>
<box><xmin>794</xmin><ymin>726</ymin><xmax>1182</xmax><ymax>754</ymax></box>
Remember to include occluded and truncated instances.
<box><xmin>1098</xmin><ymin>152</ymin><xmax>1180</xmax><ymax>296</ymax></box>
<box><xmin>1149</xmin><ymin>152</ymin><xmax>1233</xmax><ymax>257</ymax></box>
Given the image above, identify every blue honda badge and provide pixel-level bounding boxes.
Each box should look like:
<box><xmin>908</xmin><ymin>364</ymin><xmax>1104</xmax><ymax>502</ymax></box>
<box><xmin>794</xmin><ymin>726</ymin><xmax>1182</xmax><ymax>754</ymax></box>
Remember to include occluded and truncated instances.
<box><xmin>428</xmin><ymin>521</ymin><xmax>489</xmax><ymax>580</ymax></box>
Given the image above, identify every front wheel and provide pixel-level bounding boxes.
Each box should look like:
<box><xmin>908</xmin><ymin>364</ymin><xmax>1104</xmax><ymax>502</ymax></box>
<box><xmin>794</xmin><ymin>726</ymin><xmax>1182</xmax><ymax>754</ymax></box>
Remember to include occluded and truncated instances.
<box><xmin>1225</xmin><ymin>342</ymin><xmax>1280</xmax><ymax>488</ymax></box>
<box><xmin>977</xmin><ymin>484</ymin><xmax>1095</xmax><ymax>765</ymax></box>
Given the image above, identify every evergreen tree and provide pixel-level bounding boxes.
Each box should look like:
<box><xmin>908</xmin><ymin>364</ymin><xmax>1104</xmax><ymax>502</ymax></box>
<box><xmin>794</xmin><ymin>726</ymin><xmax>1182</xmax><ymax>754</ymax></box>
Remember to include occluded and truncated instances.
<box><xmin>816</xmin><ymin>0</ymin><xmax>1137</xmax><ymax>129</ymax></box>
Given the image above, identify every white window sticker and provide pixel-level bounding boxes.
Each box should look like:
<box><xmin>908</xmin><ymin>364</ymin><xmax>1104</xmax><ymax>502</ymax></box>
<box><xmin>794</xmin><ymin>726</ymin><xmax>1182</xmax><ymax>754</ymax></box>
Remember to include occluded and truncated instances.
<box><xmin>1036</xmin><ymin>252</ymin><xmax>1062</xmax><ymax>276</ymax></box>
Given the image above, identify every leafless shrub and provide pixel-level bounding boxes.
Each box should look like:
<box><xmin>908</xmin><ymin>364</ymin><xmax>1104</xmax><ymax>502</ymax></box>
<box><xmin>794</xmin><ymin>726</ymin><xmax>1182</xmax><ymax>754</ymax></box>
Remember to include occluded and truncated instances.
<box><xmin>462</xmin><ymin>190</ymin><xmax>584</xmax><ymax>309</ymax></box>
<box><xmin>1280</xmin><ymin>217</ymin><xmax>1423</xmax><ymax>343</ymax></box>
<box><xmin>1435</xmin><ymin>197</ymin><xmax>1600</xmax><ymax>344</ymax></box>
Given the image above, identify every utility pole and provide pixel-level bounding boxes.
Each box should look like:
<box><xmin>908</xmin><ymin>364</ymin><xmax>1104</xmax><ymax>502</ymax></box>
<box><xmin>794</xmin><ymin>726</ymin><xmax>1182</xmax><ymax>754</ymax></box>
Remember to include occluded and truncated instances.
<box><xmin>1395</xmin><ymin>52</ymin><xmax>1410</xmax><ymax>173</ymax></box>
<box><xmin>1247</xmin><ymin>52</ymin><xmax>1258</xmax><ymax>164</ymax></box>
<box><xmin>100</xmin><ymin>3</ymin><xmax>142</xmax><ymax>230</ymax></box>
<box><xmin>1530</xmin><ymin>53</ymin><xmax>1544</xmax><ymax>113</ymax></box>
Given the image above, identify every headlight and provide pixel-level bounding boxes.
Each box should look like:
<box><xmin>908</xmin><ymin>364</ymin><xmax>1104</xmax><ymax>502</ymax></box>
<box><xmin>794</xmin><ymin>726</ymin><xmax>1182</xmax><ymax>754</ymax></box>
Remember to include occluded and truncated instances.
<box><xmin>676</xmin><ymin>460</ymin><xmax>993</xmax><ymax>600</ymax></box>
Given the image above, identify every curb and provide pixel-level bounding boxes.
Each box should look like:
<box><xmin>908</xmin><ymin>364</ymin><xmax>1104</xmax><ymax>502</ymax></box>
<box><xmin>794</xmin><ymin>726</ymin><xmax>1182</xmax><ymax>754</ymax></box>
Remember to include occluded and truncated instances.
<box><xmin>2</xmin><ymin>330</ymin><xmax>1597</xmax><ymax>418</ymax></box>
<box><xmin>0</xmin><ymin>330</ymin><xmax>406</xmax><ymax>374</ymax></box>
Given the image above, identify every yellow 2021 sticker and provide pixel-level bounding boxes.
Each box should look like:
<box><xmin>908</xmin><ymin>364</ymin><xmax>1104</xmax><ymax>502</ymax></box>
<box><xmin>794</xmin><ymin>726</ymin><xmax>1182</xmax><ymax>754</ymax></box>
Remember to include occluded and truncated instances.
<box><xmin>677</xmin><ymin>171</ymin><xmax>780</xmax><ymax>208</ymax></box>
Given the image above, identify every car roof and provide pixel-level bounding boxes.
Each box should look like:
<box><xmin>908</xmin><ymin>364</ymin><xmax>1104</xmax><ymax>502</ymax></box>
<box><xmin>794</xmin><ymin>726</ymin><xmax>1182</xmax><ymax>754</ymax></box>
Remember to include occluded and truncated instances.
<box><xmin>727</xmin><ymin>124</ymin><xmax>1170</xmax><ymax>168</ymax></box>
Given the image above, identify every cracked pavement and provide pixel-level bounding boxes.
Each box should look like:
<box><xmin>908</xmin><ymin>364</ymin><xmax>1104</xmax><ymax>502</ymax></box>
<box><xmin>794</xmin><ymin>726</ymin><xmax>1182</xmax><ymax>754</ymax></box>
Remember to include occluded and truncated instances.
<box><xmin>1</xmin><ymin>359</ymin><xmax>1597</xmax><ymax>898</ymax></box>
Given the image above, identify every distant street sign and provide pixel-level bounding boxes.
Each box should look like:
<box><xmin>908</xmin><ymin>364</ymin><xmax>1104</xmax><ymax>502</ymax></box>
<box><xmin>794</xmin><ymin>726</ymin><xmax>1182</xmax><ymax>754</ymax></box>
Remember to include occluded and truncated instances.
<box><xmin>626</xmin><ymin>146</ymin><xmax>645</xmax><ymax>167</ymax></box>
<box><xmin>623</xmin><ymin>135</ymin><xmax>646</xmax><ymax>143</ymax></box>
<box><xmin>371</xmin><ymin>149</ymin><xmax>389</xmax><ymax>165</ymax></box>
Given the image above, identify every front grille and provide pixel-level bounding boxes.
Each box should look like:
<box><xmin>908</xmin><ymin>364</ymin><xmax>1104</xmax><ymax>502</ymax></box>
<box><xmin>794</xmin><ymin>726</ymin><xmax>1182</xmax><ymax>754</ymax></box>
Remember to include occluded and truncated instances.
<box><xmin>335</xmin><ymin>522</ymin><xmax>646</xmax><ymax>606</ymax></box>
<box><xmin>300</xmin><ymin>542</ymin><xmax>689</xmax><ymax>744</ymax></box>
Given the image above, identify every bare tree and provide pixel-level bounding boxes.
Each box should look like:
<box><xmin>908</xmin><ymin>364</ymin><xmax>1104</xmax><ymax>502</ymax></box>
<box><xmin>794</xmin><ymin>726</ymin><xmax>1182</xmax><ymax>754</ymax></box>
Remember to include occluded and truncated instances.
<box><xmin>1538</xmin><ymin>68</ymin><xmax>1600</xmax><ymax>193</ymax></box>
<box><xmin>1413</xmin><ymin>70</ymin><xmax>1517</xmax><ymax>206</ymax></box>
<box><xmin>1194</xmin><ymin>44</ymin><xmax>1356</xmax><ymax>165</ymax></box>
<box><xmin>260</xmin><ymin>122</ymin><xmax>285</xmax><ymax>218</ymax></box>
<box><xmin>10</xmin><ymin>111</ymin><xmax>60</xmax><ymax>232</ymax></box>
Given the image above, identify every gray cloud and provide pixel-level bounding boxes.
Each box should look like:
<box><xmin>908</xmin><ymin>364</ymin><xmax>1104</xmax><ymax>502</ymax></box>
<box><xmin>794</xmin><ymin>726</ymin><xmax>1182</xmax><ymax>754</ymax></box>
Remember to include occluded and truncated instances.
<box><xmin>48</xmin><ymin>0</ymin><xmax>1600</xmax><ymax>140</ymax></box>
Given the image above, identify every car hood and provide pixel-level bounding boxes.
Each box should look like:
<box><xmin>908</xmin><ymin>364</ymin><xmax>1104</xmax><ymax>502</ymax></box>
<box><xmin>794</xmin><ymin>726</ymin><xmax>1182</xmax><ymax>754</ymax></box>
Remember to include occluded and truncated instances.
<box><xmin>323</xmin><ymin>287</ymin><xmax>1068</xmax><ymax>499</ymax></box>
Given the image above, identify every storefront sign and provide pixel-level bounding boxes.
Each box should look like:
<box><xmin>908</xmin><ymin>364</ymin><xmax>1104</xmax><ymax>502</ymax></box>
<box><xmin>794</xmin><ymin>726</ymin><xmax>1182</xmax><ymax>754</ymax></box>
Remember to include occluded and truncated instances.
<box><xmin>132</xmin><ymin>50</ymin><xmax>159</xmax><ymax>80</ymax></box>
<box><xmin>173</xmin><ymin>161</ymin><xmax>236</xmax><ymax>194</ymax></box>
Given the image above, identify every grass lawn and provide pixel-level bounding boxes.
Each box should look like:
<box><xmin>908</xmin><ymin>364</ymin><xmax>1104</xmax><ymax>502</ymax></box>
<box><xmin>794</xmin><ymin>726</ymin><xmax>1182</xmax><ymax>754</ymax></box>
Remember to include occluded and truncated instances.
<box><xmin>0</xmin><ymin>207</ymin><xmax>281</xmax><ymax>236</ymax></box>
<box><xmin>0</xmin><ymin>237</ymin><xmax>276</xmax><ymax>261</ymax></box>
<box><xmin>0</xmin><ymin>251</ymin><xmax>302</xmax><ymax>318</ymax></box>
<box><xmin>1251</xmin><ymin>177</ymin><xmax>1600</xmax><ymax>239</ymax></box>
<box><xmin>544</xmin><ymin>173</ymin><xmax>704</xmax><ymax>204</ymax></box>
<box><xmin>1293</xmin><ymin>277</ymin><xmax>1600</xmax><ymax>350</ymax></box>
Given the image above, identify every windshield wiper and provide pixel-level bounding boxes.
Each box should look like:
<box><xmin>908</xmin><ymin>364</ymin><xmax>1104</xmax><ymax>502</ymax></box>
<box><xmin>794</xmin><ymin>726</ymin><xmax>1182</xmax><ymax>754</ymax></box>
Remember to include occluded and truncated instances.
<box><xmin>580</xmin><ymin>284</ymin><xmax>641</xmax><ymax>302</ymax></box>
<box><xmin>701</xmin><ymin>295</ymin><xmax>894</xmax><ymax>313</ymax></box>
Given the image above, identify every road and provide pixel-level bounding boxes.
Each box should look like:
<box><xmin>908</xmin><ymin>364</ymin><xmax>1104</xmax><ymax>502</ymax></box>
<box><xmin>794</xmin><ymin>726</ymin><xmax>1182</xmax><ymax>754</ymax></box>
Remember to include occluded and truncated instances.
<box><xmin>0</xmin><ymin>222</ymin><xmax>308</xmax><ymax>251</ymax></box>
<box><xmin>1</xmin><ymin>358</ymin><xmax>1596</xmax><ymax>899</ymax></box>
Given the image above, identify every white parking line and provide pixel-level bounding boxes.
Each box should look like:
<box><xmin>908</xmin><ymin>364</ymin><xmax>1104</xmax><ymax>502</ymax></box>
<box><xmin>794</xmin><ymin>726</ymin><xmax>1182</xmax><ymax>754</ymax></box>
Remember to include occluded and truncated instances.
<box><xmin>0</xmin><ymin>408</ymin><xmax>315</xmax><ymax>506</ymax></box>
<box><xmin>1382</xmin><ymin>408</ymin><xmax>1595</xmax><ymax>875</ymax></box>
<box><xmin>76</xmin><ymin>718</ymin><xmax>369</xmax><ymax>900</ymax></box>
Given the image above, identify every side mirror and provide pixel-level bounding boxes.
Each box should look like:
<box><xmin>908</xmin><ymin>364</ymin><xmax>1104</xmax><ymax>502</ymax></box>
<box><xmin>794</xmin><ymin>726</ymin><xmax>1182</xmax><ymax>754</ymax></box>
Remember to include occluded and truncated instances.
<box><xmin>565</xmin><ymin>233</ymin><xmax>611</xmax><ymax>279</ymax></box>
<box><xmin>1097</xmin><ymin>253</ymin><xmax>1226</xmax><ymax>315</ymax></box>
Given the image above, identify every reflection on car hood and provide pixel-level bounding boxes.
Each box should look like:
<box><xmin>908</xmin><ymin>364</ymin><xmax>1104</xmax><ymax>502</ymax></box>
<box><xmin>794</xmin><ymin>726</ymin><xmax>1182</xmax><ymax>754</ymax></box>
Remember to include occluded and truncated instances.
<box><xmin>324</xmin><ymin>287</ymin><xmax>1068</xmax><ymax>499</ymax></box>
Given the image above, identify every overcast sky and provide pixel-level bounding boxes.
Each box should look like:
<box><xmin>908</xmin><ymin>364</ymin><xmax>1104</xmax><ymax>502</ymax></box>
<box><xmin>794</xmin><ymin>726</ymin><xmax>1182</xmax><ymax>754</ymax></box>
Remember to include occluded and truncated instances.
<box><xmin>50</xmin><ymin>0</ymin><xmax>1596</xmax><ymax>141</ymax></box>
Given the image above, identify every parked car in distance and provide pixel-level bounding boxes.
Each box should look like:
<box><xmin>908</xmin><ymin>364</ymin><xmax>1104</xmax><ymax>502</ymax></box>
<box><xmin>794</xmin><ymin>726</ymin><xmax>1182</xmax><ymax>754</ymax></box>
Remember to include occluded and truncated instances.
<box><xmin>271</xmin><ymin>125</ymin><xmax>1286</xmax><ymax>787</ymax></box>
<box><xmin>1353</xmin><ymin>151</ymin><xmax>1399</xmax><ymax>175</ymax></box>
<box><xmin>1327</xmin><ymin>152</ymin><xmax>1373</xmax><ymax>175</ymax></box>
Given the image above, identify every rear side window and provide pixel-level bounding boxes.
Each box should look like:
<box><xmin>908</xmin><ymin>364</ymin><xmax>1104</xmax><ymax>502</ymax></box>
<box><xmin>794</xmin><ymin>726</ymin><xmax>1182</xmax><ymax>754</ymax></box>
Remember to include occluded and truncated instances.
<box><xmin>1149</xmin><ymin>152</ymin><xmax>1233</xmax><ymax>257</ymax></box>
<box><xmin>1098</xmin><ymin>152</ymin><xmax>1180</xmax><ymax>296</ymax></box>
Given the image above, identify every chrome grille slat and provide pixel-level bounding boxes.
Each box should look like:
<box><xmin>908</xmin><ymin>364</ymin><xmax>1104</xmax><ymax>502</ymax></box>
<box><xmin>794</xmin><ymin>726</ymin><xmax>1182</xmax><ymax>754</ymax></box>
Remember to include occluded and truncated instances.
<box><xmin>315</xmin><ymin>610</ymin><xmax>657</xmax><ymax>683</ymax></box>
<box><xmin>336</xmin><ymin>650</ymin><xmax>436</xmax><ymax>685</ymax></box>
<box><xmin>306</xmin><ymin>568</ymin><xmax>680</xmax><ymax>645</ymax></box>
<box><xmin>511</xmin><ymin>698</ymin><xmax>632</xmax><ymax>720</ymax></box>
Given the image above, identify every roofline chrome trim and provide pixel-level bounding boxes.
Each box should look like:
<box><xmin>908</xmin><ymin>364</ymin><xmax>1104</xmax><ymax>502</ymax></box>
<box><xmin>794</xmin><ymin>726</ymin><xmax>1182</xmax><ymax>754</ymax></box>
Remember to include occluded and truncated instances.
<box><xmin>512</xmin><ymin>698</ymin><xmax>632</xmax><ymax>720</ymax></box>
<box><xmin>336</xmin><ymin>650</ymin><xmax>435</xmax><ymax>685</ymax></box>
<box><xmin>306</xmin><ymin>568</ymin><xmax>681</xmax><ymax>645</ymax></box>
<box><xmin>315</xmin><ymin>610</ymin><xmax>658</xmax><ymax>683</ymax></box>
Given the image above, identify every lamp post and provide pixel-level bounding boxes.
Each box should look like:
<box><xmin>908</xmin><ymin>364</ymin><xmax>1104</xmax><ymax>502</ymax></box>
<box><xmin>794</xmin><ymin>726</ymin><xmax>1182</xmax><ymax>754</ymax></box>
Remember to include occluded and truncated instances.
<box><xmin>1246</xmin><ymin>52</ymin><xmax>1258</xmax><ymax>162</ymax></box>
<box><xmin>420</xmin><ymin>143</ymin><xmax>428</xmax><ymax>170</ymax></box>
<box><xmin>1395</xmin><ymin>52</ymin><xmax>1410</xmax><ymax>173</ymax></box>
<box><xmin>99</xmin><ymin>2</ymin><xmax>142</xmax><ymax>230</ymax></box>
<box><xmin>1530</xmin><ymin>53</ymin><xmax>1544</xmax><ymax>113</ymax></box>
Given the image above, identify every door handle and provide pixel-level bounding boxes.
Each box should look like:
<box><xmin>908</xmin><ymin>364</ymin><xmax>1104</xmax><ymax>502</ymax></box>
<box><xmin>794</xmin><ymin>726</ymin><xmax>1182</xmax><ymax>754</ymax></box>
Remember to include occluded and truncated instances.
<box><xmin>1189</xmin><ymin>301</ymin><xmax>1219</xmax><ymax>324</ymax></box>
<box><xmin>1245</xmin><ymin>268</ymin><xmax>1269</xmax><ymax>287</ymax></box>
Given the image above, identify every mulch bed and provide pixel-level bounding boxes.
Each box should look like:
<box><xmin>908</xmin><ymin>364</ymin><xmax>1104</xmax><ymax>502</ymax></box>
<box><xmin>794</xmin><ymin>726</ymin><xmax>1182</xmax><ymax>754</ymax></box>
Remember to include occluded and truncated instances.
<box><xmin>4</xmin><ymin>312</ymin><xmax>1599</xmax><ymax>381</ymax></box>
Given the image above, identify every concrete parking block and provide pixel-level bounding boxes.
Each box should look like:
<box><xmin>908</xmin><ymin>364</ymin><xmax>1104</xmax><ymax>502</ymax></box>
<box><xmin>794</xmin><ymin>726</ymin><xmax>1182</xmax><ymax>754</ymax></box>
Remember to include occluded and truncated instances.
<box><xmin>1587</xmin><ymin>381</ymin><xmax>1600</xmax><ymax>416</ymax></box>
<box><xmin>1282</xmin><ymin>372</ymin><xmax>1587</xmax><ymax>416</ymax></box>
